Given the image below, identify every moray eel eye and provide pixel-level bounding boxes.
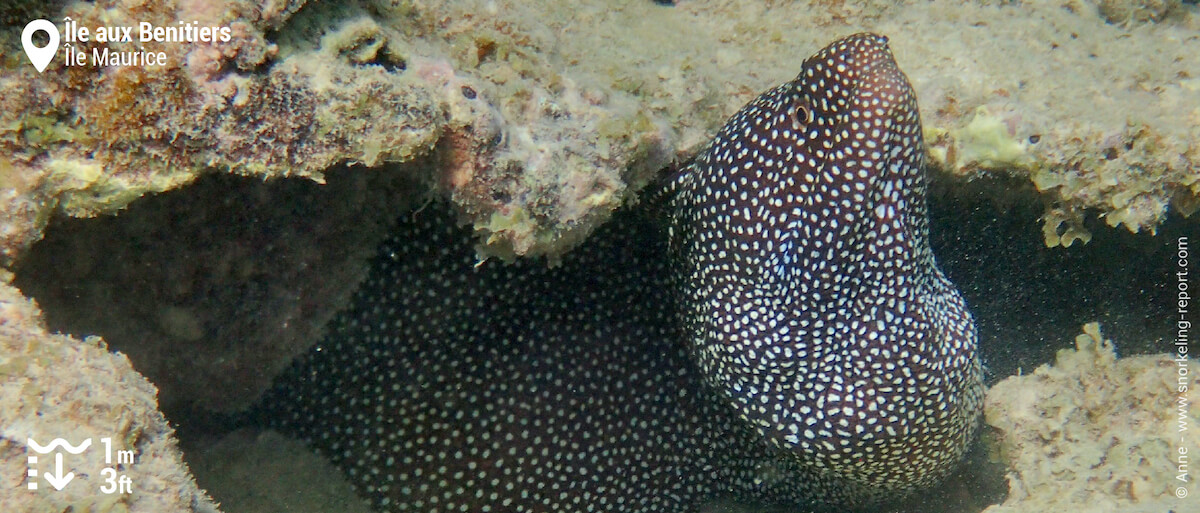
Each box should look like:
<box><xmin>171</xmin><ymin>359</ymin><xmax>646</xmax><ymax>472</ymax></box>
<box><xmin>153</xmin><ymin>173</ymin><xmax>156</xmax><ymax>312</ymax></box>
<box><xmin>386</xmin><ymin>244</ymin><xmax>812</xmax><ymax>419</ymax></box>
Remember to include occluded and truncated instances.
<box><xmin>788</xmin><ymin>100</ymin><xmax>811</xmax><ymax>131</ymax></box>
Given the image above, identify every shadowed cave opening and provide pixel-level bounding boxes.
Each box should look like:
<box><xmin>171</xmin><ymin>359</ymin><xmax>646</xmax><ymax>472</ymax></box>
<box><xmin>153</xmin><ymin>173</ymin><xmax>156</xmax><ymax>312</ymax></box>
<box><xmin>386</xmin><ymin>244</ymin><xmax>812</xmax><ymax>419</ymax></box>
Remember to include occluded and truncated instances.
<box><xmin>15</xmin><ymin>165</ymin><xmax>423</xmax><ymax>417</ymax></box>
<box><xmin>12</xmin><ymin>164</ymin><xmax>1193</xmax><ymax>512</ymax></box>
<box><xmin>927</xmin><ymin>174</ymin><xmax>1194</xmax><ymax>383</ymax></box>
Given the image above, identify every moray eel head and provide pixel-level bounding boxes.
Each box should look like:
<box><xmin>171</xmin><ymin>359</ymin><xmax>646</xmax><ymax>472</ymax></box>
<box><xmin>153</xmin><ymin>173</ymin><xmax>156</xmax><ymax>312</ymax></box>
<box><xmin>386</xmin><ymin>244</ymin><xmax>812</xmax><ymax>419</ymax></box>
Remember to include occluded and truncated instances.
<box><xmin>667</xmin><ymin>33</ymin><xmax>984</xmax><ymax>502</ymax></box>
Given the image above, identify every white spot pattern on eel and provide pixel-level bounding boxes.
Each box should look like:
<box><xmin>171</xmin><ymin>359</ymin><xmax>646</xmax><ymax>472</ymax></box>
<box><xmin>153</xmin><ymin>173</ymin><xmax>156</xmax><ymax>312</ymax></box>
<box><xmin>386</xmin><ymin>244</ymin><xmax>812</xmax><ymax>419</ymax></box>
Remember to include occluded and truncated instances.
<box><xmin>257</xmin><ymin>33</ymin><xmax>984</xmax><ymax>512</ymax></box>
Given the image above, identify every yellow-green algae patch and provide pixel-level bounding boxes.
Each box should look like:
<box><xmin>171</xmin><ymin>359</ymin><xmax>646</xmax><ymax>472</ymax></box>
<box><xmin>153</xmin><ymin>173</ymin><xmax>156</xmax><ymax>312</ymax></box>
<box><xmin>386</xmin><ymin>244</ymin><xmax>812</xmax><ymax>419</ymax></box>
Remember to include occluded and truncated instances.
<box><xmin>951</xmin><ymin>107</ymin><xmax>1031</xmax><ymax>171</ymax></box>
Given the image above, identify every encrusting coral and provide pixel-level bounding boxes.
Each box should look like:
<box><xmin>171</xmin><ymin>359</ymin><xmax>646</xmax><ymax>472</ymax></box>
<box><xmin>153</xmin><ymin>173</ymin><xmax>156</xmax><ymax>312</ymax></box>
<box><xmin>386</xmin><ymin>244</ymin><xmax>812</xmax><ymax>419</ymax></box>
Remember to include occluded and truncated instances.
<box><xmin>984</xmin><ymin>323</ymin><xmax>1199</xmax><ymax>512</ymax></box>
<box><xmin>0</xmin><ymin>0</ymin><xmax>673</xmax><ymax>265</ymax></box>
<box><xmin>2</xmin><ymin>0</ymin><xmax>1197</xmax><ymax>266</ymax></box>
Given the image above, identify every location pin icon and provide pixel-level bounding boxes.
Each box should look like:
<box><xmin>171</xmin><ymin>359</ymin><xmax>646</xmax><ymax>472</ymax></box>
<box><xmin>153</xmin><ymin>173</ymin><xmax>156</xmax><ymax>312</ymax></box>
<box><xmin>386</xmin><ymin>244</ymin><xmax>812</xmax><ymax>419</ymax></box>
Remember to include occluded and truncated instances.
<box><xmin>22</xmin><ymin>19</ymin><xmax>60</xmax><ymax>73</ymax></box>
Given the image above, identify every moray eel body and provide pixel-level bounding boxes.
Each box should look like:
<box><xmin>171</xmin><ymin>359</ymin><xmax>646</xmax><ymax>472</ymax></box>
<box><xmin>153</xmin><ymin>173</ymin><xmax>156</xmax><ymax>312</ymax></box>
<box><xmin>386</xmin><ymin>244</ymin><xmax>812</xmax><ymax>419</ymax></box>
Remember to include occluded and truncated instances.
<box><xmin>258</xmin><ymin>33</ymin><xmax>982</xmax><ymax>511</ymax></box>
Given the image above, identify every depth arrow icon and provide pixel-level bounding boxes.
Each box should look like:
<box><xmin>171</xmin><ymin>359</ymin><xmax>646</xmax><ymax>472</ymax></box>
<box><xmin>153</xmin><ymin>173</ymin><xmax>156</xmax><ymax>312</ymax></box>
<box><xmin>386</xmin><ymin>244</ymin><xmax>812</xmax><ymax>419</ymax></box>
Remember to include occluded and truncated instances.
<box><xmin>42</xmin><ymin>453</ymin><xmax>74</xmax><ymax>490</ymax></box>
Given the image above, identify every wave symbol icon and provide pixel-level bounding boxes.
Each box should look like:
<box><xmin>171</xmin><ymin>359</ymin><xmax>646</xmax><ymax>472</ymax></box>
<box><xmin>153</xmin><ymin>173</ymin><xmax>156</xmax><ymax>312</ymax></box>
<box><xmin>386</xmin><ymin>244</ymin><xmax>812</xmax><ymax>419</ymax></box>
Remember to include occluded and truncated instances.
<box><xmin>27</xmin><ymin>438</ymin><xmax>92</xmax><ymax>454</ymax></box>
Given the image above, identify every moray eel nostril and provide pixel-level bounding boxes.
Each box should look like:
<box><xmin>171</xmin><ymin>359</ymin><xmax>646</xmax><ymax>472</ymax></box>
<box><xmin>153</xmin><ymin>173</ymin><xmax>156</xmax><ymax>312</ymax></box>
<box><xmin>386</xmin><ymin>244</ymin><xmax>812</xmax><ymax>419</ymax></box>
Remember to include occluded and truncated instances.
<box><xmin>257</xmin><ymin>33</ymin><xmax>982</xmax><ymax>511</ymax></box>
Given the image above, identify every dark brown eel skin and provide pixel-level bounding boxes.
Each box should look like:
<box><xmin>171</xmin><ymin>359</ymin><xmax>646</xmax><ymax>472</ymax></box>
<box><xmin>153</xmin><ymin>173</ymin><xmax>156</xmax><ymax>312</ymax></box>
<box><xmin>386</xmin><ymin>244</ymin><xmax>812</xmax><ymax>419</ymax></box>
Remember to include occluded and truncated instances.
<box><xmin>256</xmin><ymin>33</ymin><xmax>984</xmax><ymax>512</ymax></box>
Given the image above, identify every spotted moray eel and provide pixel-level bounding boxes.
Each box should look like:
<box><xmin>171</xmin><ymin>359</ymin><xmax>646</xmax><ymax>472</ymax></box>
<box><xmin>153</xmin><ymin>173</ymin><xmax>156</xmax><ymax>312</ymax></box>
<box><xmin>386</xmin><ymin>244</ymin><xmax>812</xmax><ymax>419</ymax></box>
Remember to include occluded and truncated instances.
<box><xmin>257</xmin><ymin>33</ymin><xmax>983</xmax><ymax>511</ymax></box>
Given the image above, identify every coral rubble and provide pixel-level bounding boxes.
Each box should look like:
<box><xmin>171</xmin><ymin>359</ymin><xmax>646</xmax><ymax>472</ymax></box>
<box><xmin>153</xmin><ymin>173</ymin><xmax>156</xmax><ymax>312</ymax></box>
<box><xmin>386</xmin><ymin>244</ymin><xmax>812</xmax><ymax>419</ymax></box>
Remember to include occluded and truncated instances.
<box><xmin>984</xmin><ymin>323</ymin><xmax>1198</xmax><ymax>512</ymax></box>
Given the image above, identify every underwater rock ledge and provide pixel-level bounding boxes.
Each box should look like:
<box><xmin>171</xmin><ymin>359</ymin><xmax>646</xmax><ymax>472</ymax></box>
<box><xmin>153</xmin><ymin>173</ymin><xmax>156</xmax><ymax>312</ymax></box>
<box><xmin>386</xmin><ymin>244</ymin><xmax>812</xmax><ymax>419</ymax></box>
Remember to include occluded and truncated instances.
<box><xmin>1</xmin><ymin>0</ymin><xmax>1197</xmax><ymax>266</ymax></box>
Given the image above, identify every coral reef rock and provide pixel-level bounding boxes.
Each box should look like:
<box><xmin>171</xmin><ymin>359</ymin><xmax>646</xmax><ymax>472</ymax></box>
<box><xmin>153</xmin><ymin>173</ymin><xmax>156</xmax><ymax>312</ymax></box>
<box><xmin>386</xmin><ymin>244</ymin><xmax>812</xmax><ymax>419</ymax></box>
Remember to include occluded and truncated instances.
<box><xmin>984</xmin><ymin>323</ymin><xmax>1199</xmax><ymax>512</ymax></box>
<box><xmin>3</xmin><ymin>0</ymin><xmax>1197</xmax><ymax>266</ymax></box>
<box><xmin>0</xmin><ymin>279</ymin><xmax>217</xmax><ymax>513</ymax></box>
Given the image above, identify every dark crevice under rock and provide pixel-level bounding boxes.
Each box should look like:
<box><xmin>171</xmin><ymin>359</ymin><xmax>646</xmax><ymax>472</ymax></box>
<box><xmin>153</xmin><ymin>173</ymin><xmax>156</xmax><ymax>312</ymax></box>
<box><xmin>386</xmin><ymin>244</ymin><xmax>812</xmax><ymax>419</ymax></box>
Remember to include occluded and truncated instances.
<box><xmin>12</xmin><ymin>163</ymin><xmax>423</xmax><ymax>415</ymax></box>
<box><xmin>10</xmin><ymin>166</ymin><xmax>1191</xmax><ymax>512</ymax></box>
<box><xmin>928</xmin><ymin>172</ymin><xmax>1195</xmax><ymax>386</ymax></box>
